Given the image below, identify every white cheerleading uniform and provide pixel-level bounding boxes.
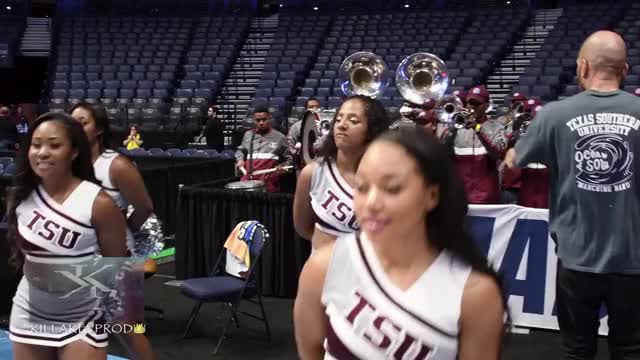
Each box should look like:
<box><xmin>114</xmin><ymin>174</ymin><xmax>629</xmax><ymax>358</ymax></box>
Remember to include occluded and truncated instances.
<box><xmin>94</xmin><ymin>150</ymin><xmax>134</xmax><ymax>251</ymax></box>
<box><xmin>310</xmin><ymin>159</ymin><xmax>359</xmax><ymax>237</ymax></box>
<box><xmin>321</xmin><ymin>232</ymin><xmax>472</xmax><ymax>360</ymax></box>
<box><xmin>10</xmin><ymin>181</ymin><xmax>110</xmax><ymax>348</ymax></box>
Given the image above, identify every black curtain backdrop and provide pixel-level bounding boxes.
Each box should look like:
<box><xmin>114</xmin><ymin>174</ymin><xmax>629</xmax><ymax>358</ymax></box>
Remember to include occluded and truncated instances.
<box><xmin>175</xmin><ymin>178</ymin><xmax>311</xmax><ymax>298</ymax></box>
<box><xmin>139</xmin><ymin>158</ymin><xmax>234</xmax><ymax>235</ymax></box>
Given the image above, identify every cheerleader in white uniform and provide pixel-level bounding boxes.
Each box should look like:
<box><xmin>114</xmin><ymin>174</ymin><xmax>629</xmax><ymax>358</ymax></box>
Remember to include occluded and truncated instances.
<box><xmin>294</xmin><ymin>128</ymin><xmax>506</xmax><ymax>359</ymax></box>
<box><xmin>8</xmin><ymin>113</ymin><xmax>128</xmax><ymax>360</ymax></box>
<box><xmin>71</xmin><ymin>102</ymin><xmax>155</xmax><ymax>360</ymax></box>
<box><xmin>294</xmin><ymin>95</ymin><xmax>391</xmax><ymax>250</ymax></box>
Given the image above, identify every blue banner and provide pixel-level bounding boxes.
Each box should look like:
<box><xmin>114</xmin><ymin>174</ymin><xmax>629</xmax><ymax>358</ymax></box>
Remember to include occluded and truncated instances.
<box><xmin>467</xmin><ymin>205</ymin><xmax>608</xmax><ymax>334</ymax></box>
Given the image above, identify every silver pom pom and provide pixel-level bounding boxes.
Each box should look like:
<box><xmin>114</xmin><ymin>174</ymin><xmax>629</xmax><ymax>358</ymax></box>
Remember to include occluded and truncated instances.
<box><xmin>127</xmin><ymin>207</ymin><xmax>165</xmax><ymax>259</ymax></box>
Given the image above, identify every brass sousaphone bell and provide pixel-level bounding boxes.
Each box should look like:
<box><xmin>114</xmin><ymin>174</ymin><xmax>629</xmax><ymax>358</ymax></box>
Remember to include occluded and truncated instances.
<box><xmin>299</xmin><ymin>51</ymin><xmax>453</xmax><ymax>164</ymax></box>
<box><xmin>300</xmin><ymin>52</ymin><xmax>390</xmax><ymax>165</ymax></box>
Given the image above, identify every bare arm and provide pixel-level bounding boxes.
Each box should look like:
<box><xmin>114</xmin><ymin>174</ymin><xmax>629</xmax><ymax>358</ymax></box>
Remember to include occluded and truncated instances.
<box><xmin>458</xmin><ymin>271</ymin><xmax>505</xmax><ymax>360</ymax></box>
<box><xmin>293</xmin><ymin>162</ymin><xmax>317</xmax><ymax>240</ymax></box>
<box><xmin>110</xmin><ymin>155</ymin><xmax>154</xmax><ymax>231</ymax></box>
<box><xmin>294</xmin><ymin>244</ymin><xmax>333</xmax><ymax>360</ymax></box>
<box><xmin>92</xmin><ymin>191</ymin><xmax>128</xmax><ymax>257</ymax></box>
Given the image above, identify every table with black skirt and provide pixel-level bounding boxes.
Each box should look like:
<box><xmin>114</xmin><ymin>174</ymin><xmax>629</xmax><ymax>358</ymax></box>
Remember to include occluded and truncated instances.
<box><xmin>175</xmin><ymin>177</ymin><xmax>311</xmax><ymax>298</ymax></box>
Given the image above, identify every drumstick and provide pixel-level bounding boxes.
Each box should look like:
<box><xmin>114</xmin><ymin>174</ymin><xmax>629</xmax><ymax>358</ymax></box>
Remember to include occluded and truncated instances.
<box><xmin>239</xmin><ymin>166</ymin><xmax>247</xmax><ymax>176</ymax></box>
<box><xmin>250</xmin><ymin>165</ymin><xmax>294</xmax><ymax>176</ymax></box>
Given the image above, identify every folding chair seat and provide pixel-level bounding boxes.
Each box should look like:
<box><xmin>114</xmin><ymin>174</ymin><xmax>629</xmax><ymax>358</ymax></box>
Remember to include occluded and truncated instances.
<box><xmin>181</xmin><ymin>221</ymin><xmax>271</xmax><ymax>355</ymax></box>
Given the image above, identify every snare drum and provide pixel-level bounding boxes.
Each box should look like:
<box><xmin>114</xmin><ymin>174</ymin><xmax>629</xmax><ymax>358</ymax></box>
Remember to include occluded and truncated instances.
<box><xmin>225</xmin><ymin>180</ymin><xmax>266</xmax><ymax>192</ymax></box>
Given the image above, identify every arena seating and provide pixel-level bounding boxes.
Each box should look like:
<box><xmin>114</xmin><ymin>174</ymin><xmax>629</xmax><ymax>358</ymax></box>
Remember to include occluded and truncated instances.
<box><xmin>0</xmin><ymin>16</ymin><xmax>25</xmax><ymax>66</ymax></box>
<box><xmin>119</xmin><ymin>147</ymin><xmax>236</xmax><ymax>159</ymax></box>
<box><xmin>294</xmin><ymin>10</ymin><xmax>469</xmax><ymax>115</ymax></box>
<box><xmin>177</xmin><ymin>16</ymin><xmax>249</xmax><ymax>133</ymax></box>
<box><xmin>43</xmin><ymin>2</ymin><xmax>640</xmax><ymax>141</ymax></box>
<box><xmin>614</xmin><ymin>2</ymin><xmax>640</xmax><ymax>95</ymax></box>
<box><xmin>252</xmin><ymin>14</ymin><xmax>331</xmax><ymax>123</ymax></box>
<box><xmin>49</xmin><ymin>16</ymin><xmax>192</xmax><ymax>131</ymax></box>
<box><xmin>513</xmin><ymin>3</ymin><xmax>628</xmax><ymax>101</ymax></box>
<box><xmin>446</xmin><ymin>8</ymin><xmax>529</xmax><ymax>93</ymax></box>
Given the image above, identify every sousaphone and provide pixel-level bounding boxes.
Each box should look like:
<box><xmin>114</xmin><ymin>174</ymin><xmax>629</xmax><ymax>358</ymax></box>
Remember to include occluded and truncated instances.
<box><xmin>300</xmin><ymin>52</ymin><xmax>390</xmax><ymax>166</ymax></box>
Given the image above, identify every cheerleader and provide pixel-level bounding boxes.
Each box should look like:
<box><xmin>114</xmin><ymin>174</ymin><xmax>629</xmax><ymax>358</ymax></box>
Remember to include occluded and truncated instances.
<box><xmin>71</xmin><ymin>102</ymin><xmax>155</xmax><ymax>360</ymax></box>
<box><xmin>294</xmin><ymin>127</ymin><xmax>505</xmax><ymax>359</ymax></box>
<box><xmin>293</xmin><ymin>95</ymin><xmax>391</xmax><ymax>250</ymax></box>
<box><xmin>8</xmin><ymin>113</ymin><xmax>128</xmax><ymax>359</ymax></box>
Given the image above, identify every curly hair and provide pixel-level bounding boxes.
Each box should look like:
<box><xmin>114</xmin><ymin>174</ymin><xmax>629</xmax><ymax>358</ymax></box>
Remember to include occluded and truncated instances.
<box><xmin>316</xmin><ymin>95</ymin><xmax>392</xmax><ymax>162</ymax></box>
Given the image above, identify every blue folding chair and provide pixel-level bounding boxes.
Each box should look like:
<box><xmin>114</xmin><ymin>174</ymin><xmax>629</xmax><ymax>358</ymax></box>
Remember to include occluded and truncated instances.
<box><xmin>181</xmin><ymin>221</ymin><xmax>271</xmax><ymax>354</ymax></box>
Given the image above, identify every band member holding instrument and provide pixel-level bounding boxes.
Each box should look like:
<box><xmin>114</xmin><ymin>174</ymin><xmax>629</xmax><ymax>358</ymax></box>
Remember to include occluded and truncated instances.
<box><xmin>506</xmin><ymin>31</ymin><xmax>640</xmax><ymax>358</ymax></box>
<box><xmin>500</xmin><ymin>92</ymin><xmax>528</xmax><ymax>204</ymax></box>
<box><xmin>8</xmin><ymin>113</ymin><xmax>128</xmax><ymax>360</ymax></box>
<box><xmin>235</xmin><ymin>105</ymin><xmax>293</xmax><ymax>193</ymax></box>
<box><xmin>293</xmin><ymin>95</ymin><xmax>391</xmax><ymax>249</ymax></box>
<box><xmin>288</xmin><ymin>98</ymin><xmax>322</xmax><ymax>173</ymax></box>
<box><xmin>71</xmin><ymin>102</ymin><xmax>156</xmax><ymax>360</ymax></box>
<box><xmin>294</xmin><ymin>127</ymin><xmax>505</xmax><ymax>360</ymax></box>
<box><xmin>453</xmin><ymin>89</ymin><xmax>467</xmax><ymax>106</ymax></box>
<box><xmin>441</xmin><ymin>85</ymin><xmax>507</xmax><ymax>204</ymax></box>
<box><xmin>510</xmin><ymin>98</ymin><xmax>548</xmax><ymax>208</ymax></box>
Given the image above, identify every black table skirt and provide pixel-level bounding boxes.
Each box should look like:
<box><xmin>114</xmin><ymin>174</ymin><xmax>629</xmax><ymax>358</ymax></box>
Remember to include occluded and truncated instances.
<box><xmin>175</xmin><ymin>178</ymin><xmax>311</xmax><ymax>298</ymax></box>
<box><xmin>139</xmin><ymin>158</ymin><xmax>234</xmax><ymax>234</ymax></box>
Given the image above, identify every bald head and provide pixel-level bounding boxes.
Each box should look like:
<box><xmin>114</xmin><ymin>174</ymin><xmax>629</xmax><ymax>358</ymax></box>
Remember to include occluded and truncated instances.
<box><xmin>578</xmin><ymin>31</ymin><xmax>627</xmax><ymax>76</ymax></box>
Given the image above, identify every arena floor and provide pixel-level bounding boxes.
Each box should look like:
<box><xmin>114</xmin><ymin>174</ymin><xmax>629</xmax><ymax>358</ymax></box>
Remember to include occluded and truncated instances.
<box><xmin>106</xmin><ymin>262</ymin><xmax>613</xmax><ymax>360</ymax></box>
<box><xmin>0</xmin><ymin>261</ymin><xmax>612</xmax><ymax>359</ymax></box>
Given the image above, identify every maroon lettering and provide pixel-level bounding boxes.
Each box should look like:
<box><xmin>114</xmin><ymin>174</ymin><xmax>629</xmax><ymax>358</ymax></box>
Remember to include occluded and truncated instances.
<box><xmin>26</xmin><ymin>210</ymin><xmax>46</xmax><ymax>230</ymax></box>
<box><xmin>347</xmin><ymin>215</ymin><xmax>359</xmax><ymax>230</ymax></box>
<box><xmin>57</xmin><ymin>227</ymin><xmax>81</xmax><ymax>249</ymax></box>
<box><xmin>364</xmin><ymin>316</ymin><xmax>400</xmax><ymax>349</ymax></box>
<box><xmin>331</xmin><ymin>202</ymin><xmax>350</xmax><ymax>222</ymax></box>
<box><xmin>321</xmin><ymin>190</ymin><xmax>340</xmax><ymax>210</ymax></box>
<box><xmin>346</xmin><ymin>291</ymin><xmax>375</xmax><ymax>324</ymax></box>
<box><xmin>26</xmin><ymin>211</ymin><xmax>80</xmax><ymax>250</ymax></box>
<box><xmin>37</xmin><ymin>220</ymin><xmax>59</xmax><ymax>241</ymax></box>
<box><xmin>345</xmin><ymin>292</ymin><xmax>432</xmax><ymax>359</ymax></box>
<box><xmin>413</xmin><ymin>344</ymin><xmax>432</xmax><ymax>360</ymax></box>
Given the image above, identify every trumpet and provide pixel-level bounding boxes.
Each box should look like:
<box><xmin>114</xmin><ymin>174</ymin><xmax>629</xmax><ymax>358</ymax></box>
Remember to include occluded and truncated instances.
<box><xmin>434</xmin><ymin>94</ymin><xmax>475</xmax><ymax>128</ymax></box>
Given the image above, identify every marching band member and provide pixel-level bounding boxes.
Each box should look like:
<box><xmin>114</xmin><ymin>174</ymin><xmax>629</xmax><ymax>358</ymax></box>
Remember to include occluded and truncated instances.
<box><xmin>511</xmin><ymin>98</ymin><xmax>548</xmax><ymax>208</ymax></box>
<box><xmin>293</xmin><ymin>95</ymin><xmax>391</xmax><ymax>250</ymax></box>
<box><xmin>71</xmin><ymin>102</ymin><xmax>156</xmax><ymax>360</ymax></box>
<box><xmin>8</xmin><ymin>113</ymin><xmax>128</xmax><ymax>359</ymax></box>
<box><xmin>453</xmin><ymin>89</ymin><xmax>467</xmax><ymax>106</ymax></box>
<box><xmin>235</xmin><ymin>105</ymin><xmax>293</xmax><ymax>193</ymax></box>
<box><xmin>500</xmin><ymin>92</ymin><xmax>528</xmax><ymax>204</ymax></box>
<box><xmin>441</xmin><ymin>85</ymin><xmax>508</xmax><ymax>204</ymax></box>
<box><xmin>294</xmin><ymin>127</ymin><xmax>505</xmax><ymax>359</ymax></box>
